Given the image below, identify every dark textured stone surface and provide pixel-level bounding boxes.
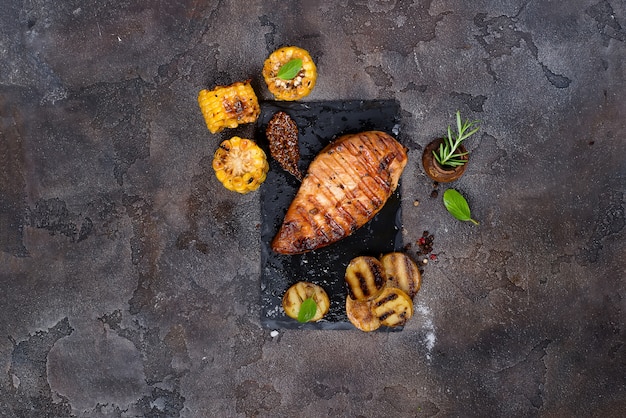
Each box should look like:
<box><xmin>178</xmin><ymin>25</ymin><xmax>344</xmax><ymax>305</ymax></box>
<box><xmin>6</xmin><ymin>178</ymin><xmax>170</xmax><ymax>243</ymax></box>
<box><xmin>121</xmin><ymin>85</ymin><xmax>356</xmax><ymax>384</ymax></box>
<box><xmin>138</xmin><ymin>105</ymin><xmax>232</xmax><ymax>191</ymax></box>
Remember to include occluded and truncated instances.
<box><xmin>1</xmin><ymin>0</ymin><xmax>624</xmax><ymax>416</ymax></box>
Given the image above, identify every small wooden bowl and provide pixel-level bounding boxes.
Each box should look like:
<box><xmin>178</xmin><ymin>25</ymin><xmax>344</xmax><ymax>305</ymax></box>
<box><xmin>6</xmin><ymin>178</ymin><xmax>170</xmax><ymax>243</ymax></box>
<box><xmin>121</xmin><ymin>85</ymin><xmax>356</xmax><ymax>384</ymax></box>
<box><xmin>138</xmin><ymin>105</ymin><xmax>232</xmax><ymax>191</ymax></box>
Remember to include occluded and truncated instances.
<box><xmin>422</xmin><ymin>138</ymin><xmax>468</xmax><ymax>183</ymax></box>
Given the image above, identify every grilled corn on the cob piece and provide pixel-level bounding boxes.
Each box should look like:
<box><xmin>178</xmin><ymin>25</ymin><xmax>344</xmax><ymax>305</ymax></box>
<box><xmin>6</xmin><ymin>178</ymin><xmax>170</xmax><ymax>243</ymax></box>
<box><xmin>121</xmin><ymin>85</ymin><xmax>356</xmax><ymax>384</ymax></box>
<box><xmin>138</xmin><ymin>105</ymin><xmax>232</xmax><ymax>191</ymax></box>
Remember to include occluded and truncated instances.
<box><xmin>262</xmin><ymin>46</ymin><xmax>317</xmax><ymax>101</ymax></box>
<box><xmin>198</xmin><ymin>81</ymin><xmax>260</xmax><ymax>134</ymax></box>
<box><xmin>282</xmin><ymin>282</ymin><xmax>330</xmax><ymax>322</ymax></box>
<box><xmin>212</xmin><ymin>136</ymin><xmax>268</xmax><ymax>194</ymax></box>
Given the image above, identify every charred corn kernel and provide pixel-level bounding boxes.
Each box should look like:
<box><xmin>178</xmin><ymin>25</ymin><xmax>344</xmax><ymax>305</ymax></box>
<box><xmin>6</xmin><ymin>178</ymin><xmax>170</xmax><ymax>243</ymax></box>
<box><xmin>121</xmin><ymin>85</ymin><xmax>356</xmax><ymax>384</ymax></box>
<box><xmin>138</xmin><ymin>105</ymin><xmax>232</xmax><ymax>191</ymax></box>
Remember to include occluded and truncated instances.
<box><xmin>262</xmin><ymin>46</ymin><xmax>317</xmax><ymax>101</ymax></box>
<box><xmin>212</xmin><ymin>136</ymin><xmax>269</xmax><ymax>194</ymax></box>
<box><xmin>198</xmin><ymin>81</ymin><xmax>260</xmax><ymax>134</ymax></box>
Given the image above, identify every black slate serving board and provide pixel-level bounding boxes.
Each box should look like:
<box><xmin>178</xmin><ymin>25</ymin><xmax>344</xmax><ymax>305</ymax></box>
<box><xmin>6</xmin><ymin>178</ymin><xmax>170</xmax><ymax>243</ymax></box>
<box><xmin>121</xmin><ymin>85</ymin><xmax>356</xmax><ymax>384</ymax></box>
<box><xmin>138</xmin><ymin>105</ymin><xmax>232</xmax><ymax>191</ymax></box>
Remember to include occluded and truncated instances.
<box><xmin>256</xmin><ymin>100</ymin><xmax>404</xmax><ymax>330</ymax></box>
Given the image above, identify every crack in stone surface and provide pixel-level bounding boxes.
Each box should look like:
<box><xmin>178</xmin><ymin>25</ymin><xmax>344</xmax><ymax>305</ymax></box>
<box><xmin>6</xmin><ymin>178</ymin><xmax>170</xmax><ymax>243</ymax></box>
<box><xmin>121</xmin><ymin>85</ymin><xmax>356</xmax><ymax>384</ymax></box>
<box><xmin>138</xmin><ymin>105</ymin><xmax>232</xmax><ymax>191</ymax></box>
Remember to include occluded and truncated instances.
<box><xmin>474</xmin><ymin>13</ymin><xmax>571</xmax><ymax>88</ymax></box>
<box><xmin>5</xmin><ymin>318</ymin><xmax>74</xmax><ymax>416</ymax></box>
<box><xmin>25</xmin><ymin>197</ymin><xmax>93</xmax><ymax>242</ymax></box>
<box><xmin>121</xmin><ymin>193</ymin><xmax>165</xmax><ymax>317</ymax></box>
<box><xmin>450</xmin><ymin>92</ymin><xmax>488</xmax><ymax>113</ymax></box>
<box><xmin>343</xmin><ymin>0</ymin><xmax>449</xmax><ymax>56</ymax></box>
<box><xmin>586</xmin><ymin>0</ymin><xmax>626</xmax><ymax>45</ymax></box>
<box><xmin>93</xmin><ymin>310</ymin><xmax>189</xmax><ymax>417</ymax></box>
<box><xmin>578</xmin><ymin>188</ymin><xmax>624</xmax><ymax>264</ymax></box>
<box><xmin>494</xmin><ymin>339</ymin><xmax>551</xmax><ymax>410</ymax></box>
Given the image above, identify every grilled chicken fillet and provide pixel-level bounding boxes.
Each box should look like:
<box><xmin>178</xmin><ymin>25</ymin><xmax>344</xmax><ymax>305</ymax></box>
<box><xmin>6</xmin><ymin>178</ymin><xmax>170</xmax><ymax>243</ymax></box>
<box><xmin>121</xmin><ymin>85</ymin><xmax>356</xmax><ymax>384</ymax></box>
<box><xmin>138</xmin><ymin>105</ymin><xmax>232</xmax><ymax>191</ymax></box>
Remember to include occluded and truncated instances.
<box><xmin>271</xmin><ymin>131</ymin><xmax>407</xmax><ymax>254</ymax></box>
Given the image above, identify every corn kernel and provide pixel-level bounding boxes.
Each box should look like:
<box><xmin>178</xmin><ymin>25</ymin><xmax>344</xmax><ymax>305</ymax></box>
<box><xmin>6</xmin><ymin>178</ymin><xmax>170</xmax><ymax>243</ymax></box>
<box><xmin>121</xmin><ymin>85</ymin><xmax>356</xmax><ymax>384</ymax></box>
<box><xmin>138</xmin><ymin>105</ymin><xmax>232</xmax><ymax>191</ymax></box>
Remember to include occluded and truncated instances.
<box><xmin>262</xmin><ymin>46</ymin><xmax>317</xmax><ymax>101</ymax></box>
<box><xmin>212</xmin><ymin>137</ymin><xmax>269</xmax><ymax>194</ymax></box>
<box><xmin>198</xmin><ymin>81</ymin><xmax>260</xmax><ymax>134</ymax></box>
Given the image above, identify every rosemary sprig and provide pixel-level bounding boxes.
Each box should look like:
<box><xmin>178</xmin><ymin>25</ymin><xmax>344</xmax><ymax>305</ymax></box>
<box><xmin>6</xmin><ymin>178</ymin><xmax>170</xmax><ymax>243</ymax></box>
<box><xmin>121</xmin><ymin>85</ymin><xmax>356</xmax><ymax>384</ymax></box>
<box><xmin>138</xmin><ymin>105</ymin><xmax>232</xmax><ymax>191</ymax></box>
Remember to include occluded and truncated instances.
<box><xmin>433</xmin><ymin>111</ymin><xmax>480</xmax><ymax>168</ymax></box>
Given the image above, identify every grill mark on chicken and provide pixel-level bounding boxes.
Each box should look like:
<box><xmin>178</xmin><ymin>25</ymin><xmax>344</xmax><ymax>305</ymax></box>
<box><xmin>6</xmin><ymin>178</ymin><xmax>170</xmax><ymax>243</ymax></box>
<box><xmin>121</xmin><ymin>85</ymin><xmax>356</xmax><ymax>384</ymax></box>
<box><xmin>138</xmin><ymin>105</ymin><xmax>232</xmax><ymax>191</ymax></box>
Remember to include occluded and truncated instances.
<box><xmin>351</xmin><ymin>134</ymin><xmax>388</xmax><ymax>173</ymax></box>
<box><xmin>308</xmin><ymin>171</ymin><xmax>361</xmax><ymax>235</ymax></box>
<box><xmin>313</xmin><ymin>158</ymin><xmax>374</xmax><ymax>220</ymax></box>
<box><xmin>327</xmin><ymin>148</ymin><xmax>386</xmax><ymax>209</ymax></box>
<box><xmin>300</xmin><ymin>170</ymin><xmax>356</xmax><ymax>237</ymax></box>
<box><xmin>307</xmin><ymin>169</ymin><xmax>359</xmax><ymax>230</ymax></box>
<box><xmin>295</xmin><ymin>204</ymin><xmax>327</xmax><ymax>242</ymax></box>
<box><xmin>342</xmin><ymin>135</ymin><xmax>396</xmax><ymax>194</ymax></box>
<box><xmin>355</xmin><ymin>135</ymin><xmax>401</xmax><ymax>189</ymax></box>
<box><xmin>305</xmin><ymin>194</ymin><xmax>346</xmax><ymax>240</ymax></box>
<box><xmin>271</xmin><ymin>131</ymin><xmax>407</xmax><ymax>254</ymax></box>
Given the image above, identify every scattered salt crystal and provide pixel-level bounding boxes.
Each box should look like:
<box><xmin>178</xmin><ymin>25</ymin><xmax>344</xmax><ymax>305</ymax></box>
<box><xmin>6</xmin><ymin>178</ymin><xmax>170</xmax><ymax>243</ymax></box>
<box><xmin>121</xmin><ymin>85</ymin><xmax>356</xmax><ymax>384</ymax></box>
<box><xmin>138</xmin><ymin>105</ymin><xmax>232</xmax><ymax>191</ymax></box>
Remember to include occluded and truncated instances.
<box><xmin>270</xmin><ymin>330</ymin><xmax>279</xmax><ymax>338</ymax></box>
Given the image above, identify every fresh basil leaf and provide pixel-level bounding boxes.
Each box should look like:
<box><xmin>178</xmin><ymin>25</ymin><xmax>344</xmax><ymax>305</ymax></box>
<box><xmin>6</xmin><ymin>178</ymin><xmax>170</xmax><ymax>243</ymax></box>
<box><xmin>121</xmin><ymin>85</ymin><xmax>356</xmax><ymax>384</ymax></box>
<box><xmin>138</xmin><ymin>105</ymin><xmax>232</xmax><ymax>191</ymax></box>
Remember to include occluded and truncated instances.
<box><xmin>297</xmin><ymin>297</ymin><xmax>317</xmax><ymax>323</ymax></box>
<box><xmin>443</xmin><ymin>189</ymin><xmax>479</xmax><ymax>225</ymax></box>
<box><xmin>277</xmin><ymin>58</ymin><xmax>303</xmax><ymax>80</ymax></box>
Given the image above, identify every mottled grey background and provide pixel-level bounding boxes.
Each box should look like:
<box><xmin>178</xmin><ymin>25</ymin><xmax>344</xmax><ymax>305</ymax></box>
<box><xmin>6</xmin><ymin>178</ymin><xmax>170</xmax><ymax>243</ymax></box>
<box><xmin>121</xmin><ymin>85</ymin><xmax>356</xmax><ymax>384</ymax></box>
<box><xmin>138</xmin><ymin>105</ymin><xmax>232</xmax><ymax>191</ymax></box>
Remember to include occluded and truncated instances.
<box><xmin>1</xmin><ymin>0</ymin><xmax>624</xmax><ymax>417</ymax></box>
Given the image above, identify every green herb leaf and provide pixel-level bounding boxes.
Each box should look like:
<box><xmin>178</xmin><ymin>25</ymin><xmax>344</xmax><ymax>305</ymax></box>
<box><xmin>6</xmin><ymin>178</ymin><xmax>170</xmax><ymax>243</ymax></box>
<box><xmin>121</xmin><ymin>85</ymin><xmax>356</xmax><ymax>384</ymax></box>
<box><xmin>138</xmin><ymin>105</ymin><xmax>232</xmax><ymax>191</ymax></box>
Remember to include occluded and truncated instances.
<box><xmin>277</xmin><ymin>58</ymin><xmax>303</xmax><ymax>80</ymax></box>
<box><xmin>433</xmin><ymin>111</ymin><xmax>480</xmax><ymax>167</ymax></box>
<box><xmin>443</xmin><ymin>189</ymin><xmax>479</xmax><ymax>225</ymax></box>
<box><xmin>297</xmin><ymin>297</ymin><xmax>317</xmax><ymax>323</ymax></box>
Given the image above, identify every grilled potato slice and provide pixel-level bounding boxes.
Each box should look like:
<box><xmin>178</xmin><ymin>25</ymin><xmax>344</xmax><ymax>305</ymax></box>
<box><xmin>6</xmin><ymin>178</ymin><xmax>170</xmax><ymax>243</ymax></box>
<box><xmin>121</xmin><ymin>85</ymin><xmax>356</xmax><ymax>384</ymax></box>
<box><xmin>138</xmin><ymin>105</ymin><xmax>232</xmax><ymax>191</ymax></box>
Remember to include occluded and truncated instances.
<box><xmin>344</xmin><ymin>256</ymin><xmax>386</xmax><ymax>301</ymax></box>
<box><xmin>371</xmin><ymin>287</ymin><xmax>414</xmax><ymax>328</ymax></box>
<box><xmin>346</xmin><ymin>296</ymin><xmax>381</xmax><ymax>332</ymax></box>
<box><xmin>282</xmin><ymin>282</ymin><xmax>330</xmax><ymax>322</ymax></box>
<box><xmin>380</xmin><ymin>252</ymin><xmax>422</xmax><ymax>299</ymax></box>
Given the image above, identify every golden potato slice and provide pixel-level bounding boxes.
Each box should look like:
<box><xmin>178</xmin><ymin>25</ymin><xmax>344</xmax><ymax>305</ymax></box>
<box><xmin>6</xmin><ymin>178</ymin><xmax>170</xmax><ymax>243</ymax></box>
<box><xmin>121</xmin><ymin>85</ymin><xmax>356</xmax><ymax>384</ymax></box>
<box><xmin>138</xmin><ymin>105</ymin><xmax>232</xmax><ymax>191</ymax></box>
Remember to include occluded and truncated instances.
<box><xmin>344</xmin><ymin>256</ymin><xmax>386</xmax><ymax>301</ymax></box>
<box><xmin>371</xmin><ymin>287</ymin><xmax>414</xmax><ymax>328</ymax></box>
<box><xmin>380</xmin><ymin>252</ymin><xmax>422</xmax><ymax>299</ymax></box>
<box><xmin>346</xmin><ymin>296</ymin><xmax>381</xmax><ymax>332</ymax></box>
<box><xmin>282</xmin><ymin>282</ymin><xmax>330</xmax><ymax>322</ymax></box>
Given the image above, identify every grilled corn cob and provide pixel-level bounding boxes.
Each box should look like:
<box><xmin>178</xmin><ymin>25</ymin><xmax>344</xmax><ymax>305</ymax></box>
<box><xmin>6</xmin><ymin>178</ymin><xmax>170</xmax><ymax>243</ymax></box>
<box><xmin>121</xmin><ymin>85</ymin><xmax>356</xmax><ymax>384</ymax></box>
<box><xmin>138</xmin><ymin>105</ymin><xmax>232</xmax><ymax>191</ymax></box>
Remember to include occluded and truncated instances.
<box><xmin>262</xmin><ymin>46</ymin><xmax>317</xmax><ymax>101</ymax></box>
<box><xmin>198</xmin><ymin>81</ymin><xmax>260</xmax><ymax>134</ymax></box>
<box><xmin>212</xmin><ymin>136</ymin><xmax>268</xmax><ymax>194</ymax></box>
<box><xmin>282</xmin><ymin>282</ymin><xmax>330</xmax><ymax>322</ymax></box>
